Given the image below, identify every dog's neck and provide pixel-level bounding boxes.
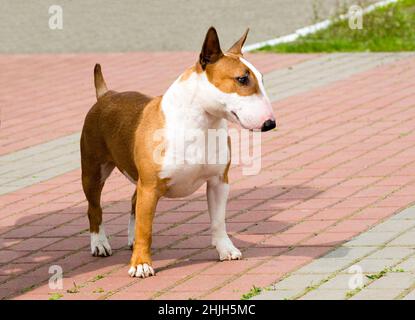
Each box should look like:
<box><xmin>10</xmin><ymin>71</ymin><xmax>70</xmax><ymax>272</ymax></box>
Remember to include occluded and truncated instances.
<box><xmin>161</xmin><ymin>68</ymin><xmax>226</xmax><ymax>130</ymax></box>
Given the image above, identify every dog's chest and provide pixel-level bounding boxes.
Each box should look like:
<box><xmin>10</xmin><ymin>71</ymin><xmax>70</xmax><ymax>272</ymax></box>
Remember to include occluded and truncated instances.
<box><xmin>159</xmin><ymin>79</ymin><xmax>230</xmax><ymax>198</ymax></box>
<box><xmin>160</xmin><ymin>128</ymin><xmax>229</xmax><ymax>198</ymax></box>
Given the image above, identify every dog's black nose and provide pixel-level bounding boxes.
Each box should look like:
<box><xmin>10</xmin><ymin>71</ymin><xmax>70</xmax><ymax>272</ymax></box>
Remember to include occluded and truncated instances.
<box><xmin>261</xmin><ymin>119</ymin><xmax>276</xmax><ymax>132</ymax></box>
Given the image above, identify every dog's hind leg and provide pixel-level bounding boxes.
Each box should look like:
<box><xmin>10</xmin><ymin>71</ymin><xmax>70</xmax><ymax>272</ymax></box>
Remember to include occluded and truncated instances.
<box><xmin>128</xmin><ymin>190</ymin><xmax>137</xmax><ymax>249</ymax></box>
<box><xmin>81</xmin><ymin>139</ymin><xmax>114</xmax><ymax>257</ymax></box>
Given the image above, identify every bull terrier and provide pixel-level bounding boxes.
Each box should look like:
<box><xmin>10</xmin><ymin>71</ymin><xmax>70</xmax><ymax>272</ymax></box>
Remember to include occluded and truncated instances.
<box><xmin>80</xmin><ymin>27</ymin><xmax>276</xmax><ymax>278</ymax></box>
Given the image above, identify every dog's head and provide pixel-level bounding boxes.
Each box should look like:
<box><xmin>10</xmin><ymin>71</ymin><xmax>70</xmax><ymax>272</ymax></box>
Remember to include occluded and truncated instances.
<box><xmin>196</xmin><ymin>27</ymin><xmax>276</xmax><ymax>132</ymax></box>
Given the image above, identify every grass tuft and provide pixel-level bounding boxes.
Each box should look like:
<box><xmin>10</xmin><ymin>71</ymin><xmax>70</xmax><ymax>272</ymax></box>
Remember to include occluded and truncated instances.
<box><xmin>48</xmin><ymin>292</ymin><xmax>63</xmax><ymax>300</ymax></box>
<box><xmin>241</xmin><ymin>285</ymin><xmax>262</xmax><ymax>300</ymax></box>
<box><xmin>260</xmin><ymin>0</ymin><xmax>415</xmax><ymax>53</ymax></box>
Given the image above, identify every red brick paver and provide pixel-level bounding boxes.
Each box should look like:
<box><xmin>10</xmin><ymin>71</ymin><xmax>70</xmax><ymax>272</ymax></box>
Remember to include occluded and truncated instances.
<box><xmin>0</xmin><ymin>52</ymin><xmax>315</xmax><ymax>155</ymax></box>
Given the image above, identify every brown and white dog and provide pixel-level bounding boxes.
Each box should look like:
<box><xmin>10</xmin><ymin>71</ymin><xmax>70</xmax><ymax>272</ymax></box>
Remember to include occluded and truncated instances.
<box><xmin>80</xmin><ymin>27</ymin><xmax>276</xmax><ymax>278</ymax></box>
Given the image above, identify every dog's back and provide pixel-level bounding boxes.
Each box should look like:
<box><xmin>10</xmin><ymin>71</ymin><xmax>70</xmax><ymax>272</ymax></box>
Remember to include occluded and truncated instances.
<box><xmin>81</xmin><ymin>64</ymin><xmax>153</xmax><ymax>181</ymax></box>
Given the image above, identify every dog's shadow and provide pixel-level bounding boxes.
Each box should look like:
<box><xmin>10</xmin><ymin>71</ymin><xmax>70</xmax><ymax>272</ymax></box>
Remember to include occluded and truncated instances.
<box><xmin>1</xmin><ymin>184</ymin><xmax>350</xmax><ymax>295</ymax></box>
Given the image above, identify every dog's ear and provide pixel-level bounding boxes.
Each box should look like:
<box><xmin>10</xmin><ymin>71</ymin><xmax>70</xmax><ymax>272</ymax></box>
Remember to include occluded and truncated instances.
<box><xmin>227</xmin><ymin>28</ymin><xmax>249</xmax><ymax>55</ymax></box>
<box><xmin>199</xmin><ymin>27</ymin><xmax>223</xmax><ymax>70</ymax></box>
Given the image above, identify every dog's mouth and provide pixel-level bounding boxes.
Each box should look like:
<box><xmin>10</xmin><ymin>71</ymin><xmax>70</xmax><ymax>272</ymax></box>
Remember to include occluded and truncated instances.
<box><xmin>230</xmin><ymin>111</ymin><xmax>248</xmax><ymax>129</ymax></box>
<box><xmin>230</xmin><ymin>111</ymin><xmax>257</xmax><ymax>131</ymax></box>
<box><xmin>230</xmin><ymin>111</ymin><xmax>240</xmax><ymax>124</ymax></box>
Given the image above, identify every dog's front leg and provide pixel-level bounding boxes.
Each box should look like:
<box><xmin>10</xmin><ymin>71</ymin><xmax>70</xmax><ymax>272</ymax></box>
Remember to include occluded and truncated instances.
<box><xmin>128</xmin><ymin>183</ymin><xmax>159</xmax><ymax>278</ymax></box>
<box><xmin>207</xmin><ymin>176</ymin><xmax>242</xmax><ymax>261</ymax></box>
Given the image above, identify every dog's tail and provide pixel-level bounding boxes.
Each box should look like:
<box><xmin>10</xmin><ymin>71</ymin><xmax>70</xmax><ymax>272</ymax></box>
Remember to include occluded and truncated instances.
<box><xmin>94</xmin><ymin>64</ymin><xmax>108</xmax><ymax>100</ymax></box>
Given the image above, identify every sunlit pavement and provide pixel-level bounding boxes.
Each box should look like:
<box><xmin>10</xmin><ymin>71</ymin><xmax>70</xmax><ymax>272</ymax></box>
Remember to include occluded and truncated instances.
<box><xmin>1</xmin><ymin>51</ymin><xmax>415</xmax><ymax>300</ymax></box>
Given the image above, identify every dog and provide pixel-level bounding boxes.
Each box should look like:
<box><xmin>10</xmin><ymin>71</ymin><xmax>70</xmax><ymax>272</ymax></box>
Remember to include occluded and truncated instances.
<box><xmin>80</xmin><ymin>27</ymin><xmax>276</xmax><ymax>278</ymax></box>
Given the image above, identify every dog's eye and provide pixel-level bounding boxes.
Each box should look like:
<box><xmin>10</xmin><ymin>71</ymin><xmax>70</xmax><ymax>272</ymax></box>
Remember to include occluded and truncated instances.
<box><xmin>236</xmin><ymin>75</ymin><xmax>249</xmax><ymax>85</ymax></box>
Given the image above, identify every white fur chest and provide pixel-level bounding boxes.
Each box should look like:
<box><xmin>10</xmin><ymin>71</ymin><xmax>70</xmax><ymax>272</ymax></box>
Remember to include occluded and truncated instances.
<box><xmin>158</xmin><ymin>74</ymin><xmax>229</xmax><ymax>198</ymax></box>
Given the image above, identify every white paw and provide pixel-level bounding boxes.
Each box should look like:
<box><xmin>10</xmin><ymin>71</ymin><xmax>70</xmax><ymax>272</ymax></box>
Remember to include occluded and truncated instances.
<box><xmin>128</xmin><ymin>214</ymin><xmax>135</xmax><ymax>249</ymax></box>
<box><xmin>128</xmin><ymin>264</ymin><xmax>155</xmax><ymax>278</ymax></box>
<box><xmin>90</xmin><ymin>227</ymin><xmax>112</xmax><ymax>257</ymax></box>
<box><xmin>215</xmin><ymin>238</ymin><xmax>242</xmax><ymax>261</ymax></box>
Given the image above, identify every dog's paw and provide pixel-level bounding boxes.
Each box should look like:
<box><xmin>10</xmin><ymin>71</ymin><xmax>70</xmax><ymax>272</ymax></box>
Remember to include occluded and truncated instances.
<box><xmin>128</xmin><ymin>263</ymin><xmax>155</xmax><ymax>278</ymax></box>
<box><xmin>216</xmin><ymin>238</ymin><xmax>242</xmax><ymax>261</ymax></box>
<box><xmin>91</xmin><ymin>231</ymin><xmax>112</xmax><ymax>257</ymax></box>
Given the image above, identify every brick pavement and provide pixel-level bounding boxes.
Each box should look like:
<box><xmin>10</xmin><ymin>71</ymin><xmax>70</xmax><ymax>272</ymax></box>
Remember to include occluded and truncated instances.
<box><xmin>1</xmin><ymin>51</ymin><xmax>415</xmax><ymax>300</ymax></box>
<box><xmin>254</xmin><ymin>206</ymin><xmax>415</xmax><ymax>300</ymax></box>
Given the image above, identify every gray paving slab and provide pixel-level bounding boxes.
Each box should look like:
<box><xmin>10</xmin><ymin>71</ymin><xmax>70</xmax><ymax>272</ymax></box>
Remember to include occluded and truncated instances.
<box><xmin>0</xmin><ymin>133</ymin><xmax>80</xmax><ymax>195</ymax></box>
<box><xmin>294</xmin><ymin>258</ymin><xmax>355</xmax><ymax>274</ymax></box>
<box><xmin>349</xmin><ymin>258</ymin><xmax>403</xmax><ymax>274</ymax></box>
<box><xmin>389</xmin><ymin>231</ymin><xmax>415</xmax><ymax>246</ymax></box>
<box><xmin>365</xmin><ymin>273</ymin><xmax>415</xmax><ymax>290</ymax></box>
<box><xmin>318</xmin><ymin>274</ymin><xmax>370</xmax><ymax>290</ymax></box>
<box><xmin>299</xmin><ymin>289</ymin><xmax>347</xmax><ymax>300</ymax></box>
<box><xmin>396</xmin><ymin>257</ymin><xmax>415</xmax><ymax>273</ymax></box>
<box><xmin>270</xmin><ymin>274</ymin><xmax>328</xmax><ymax>290</ymax></box>
<box><xmin>403</xmin><ymin>289</ymin><xmax>415</xmax><ymax>300</ymax></box>
<box><xmin>1</xmin><ymin>0</ymin><xmax>370</xmax><ymax>53</ymax></box>
<box><xmin>366</xmin><ymin>247</ymin><xmax>415</xmax><ymax>260</ymax></box>
<box><xmin>344</xmin><ymin>232</ymin><xmax>398</xmax><ymax>247</ymax></box>
<box><xmin>390</xmin><ymin>206</ymin><xmax>415</xmax><ymax>220</ymax></box>
<box><xmin>251</xmin><ymin>289</ymin><xmax>300</xmax><ymax>300</ymax></box>
<box><xmin>318</xmin><ymin>246</ymin><xmax>375</xmax><ymax>260</ymax></box>
<box><xmin>368</xmin><ymin>219</ymin><xmax>415</xmax><ymax>233</ymax></box>
<box><xmin>350</xmin><ymin>288</ymin><xmax>403</xmax><ymax>300</ymax></box>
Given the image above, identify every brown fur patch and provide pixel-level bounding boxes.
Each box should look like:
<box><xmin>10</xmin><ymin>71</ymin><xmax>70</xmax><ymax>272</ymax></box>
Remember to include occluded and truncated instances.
<box><xmin>81</xmin><ymin>88</ymin><xmax>168</xmax><ymax>268</ymax></box>
<box><xmin>180</xmin><ymin>66</ymin><xmax>196</xmax><ymax>82</ymax></box>
<box><xmin>130</xmin><ymin>97</ymin><xmax>168</xmax><ymax>266</ymax></box>
<box><xmin>205</xmin><ymin>55</ymin><xmax>259</xmax><ymax>96</ymax></box>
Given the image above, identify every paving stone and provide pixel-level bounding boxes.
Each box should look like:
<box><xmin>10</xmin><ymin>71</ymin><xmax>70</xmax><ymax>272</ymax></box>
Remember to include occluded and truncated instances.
<box><xmin>366</xmin><ymin>273</ymin><xmax>415</xmax><ymax>290</ymax></box>
<box><xmin>403</xmin><ymin>289</ymin><xmax>415</xmax><ymax>300</ymax></box>
<box><xmin>396</xmin><ymin>257</ymin><xmax>415</xmax><ymax>273</ymax></box>
<box><xmin>350</xmin><ymin>288</ymin><xmax>403</xmax><ymax>300</ymax></box>
<box><xmin>294</xmin><ymin>258</ymin><xmax>354</xmax><ymax>274</ymax></box>
<box><xmin>345</xmin><ymin>232</ymin><xmax>397</xmax><ymax>247</ymax></box>
<box><xmin>346</xmin><ymin>258</ymin><xmax>402</xmax><ymax>274</ymax></box>
<box><xmin>323</xmin><ymin>246</ymin><xmax>375</xmax><ymax>260</ymax></box>
<box><xmin>299</xmin><ymin>289</ymin><xmax>347</xmax><ymax>300</ymax></box>
<box><xmin>390</xmin><ymin>207</ymin><xmax>415</xmax><ymax>220</ymax></box>
<box><xmin>368</xmin><ymin>219</ymin><xmax>415</xmax><ymax>233</ymax></box>
<box><xmin>251</xmin><ymin>289</ymin><xmax>301</xmax><ymax>300</ymax></box>
<box><xmin>318</xmin><ymin>274</ymin><xmax>370</xmax><ymax>290</ymax></box>
<box><xmin>366</xmin><ymin>247</ymin><xmax>414</xmax><ymax>260</ymax></box>
<box><xmin>388</xmin><ymin>230</ymin><xmax>415</xmax><ymax>246</ymax></box>
<box><xmin>272</xmin><ymin>274</ymin><xmax>328</xmax><ymax>290</ymax></box>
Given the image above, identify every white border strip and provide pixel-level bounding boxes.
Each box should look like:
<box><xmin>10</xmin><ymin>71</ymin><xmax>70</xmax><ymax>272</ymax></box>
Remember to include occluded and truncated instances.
<box><xmin>244</xmin><ymin>0</ymin><xmax>399</xmax><ymax>52</ymax></box>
